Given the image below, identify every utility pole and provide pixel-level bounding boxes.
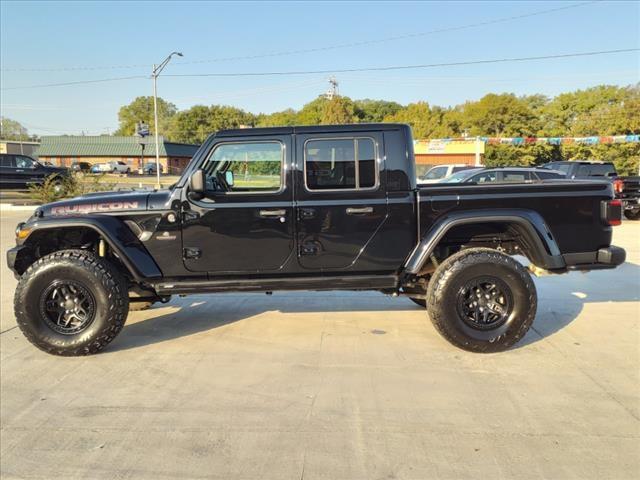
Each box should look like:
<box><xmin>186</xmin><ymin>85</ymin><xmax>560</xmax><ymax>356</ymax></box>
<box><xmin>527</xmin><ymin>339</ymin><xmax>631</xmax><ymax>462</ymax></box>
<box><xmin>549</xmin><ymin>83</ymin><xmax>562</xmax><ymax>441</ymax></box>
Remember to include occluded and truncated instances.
<box><xmin>326</xmin><ymin>76</ymin><xmax>339</xmax><ymax>100</ymax></box>
<box><xmin>151</xmin><ymin>51</ymin><xmax>183</xmax><ymax>189</ymax></box>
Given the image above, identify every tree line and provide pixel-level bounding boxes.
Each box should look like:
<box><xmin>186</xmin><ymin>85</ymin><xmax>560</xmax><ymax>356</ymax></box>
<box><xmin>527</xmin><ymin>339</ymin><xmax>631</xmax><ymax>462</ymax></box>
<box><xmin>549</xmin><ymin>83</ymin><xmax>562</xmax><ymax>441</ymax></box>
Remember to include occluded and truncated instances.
<box><xmin>2</xmin><ymin>84</ymin><xmax>638</xmax><ymax>175</ymax></box>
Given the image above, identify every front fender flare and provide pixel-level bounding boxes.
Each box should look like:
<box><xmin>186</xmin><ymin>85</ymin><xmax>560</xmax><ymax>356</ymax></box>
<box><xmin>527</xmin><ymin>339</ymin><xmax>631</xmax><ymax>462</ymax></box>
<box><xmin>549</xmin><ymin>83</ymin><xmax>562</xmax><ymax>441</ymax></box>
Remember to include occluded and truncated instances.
<box><xmin>404</xmin><ymin>209</ymin><xmax>566</xmax><ymax>274</ymax></box>
<box><xmin>19</xmin><ymin>215</ymin><xmax>162</xmax><ymax>280</ymax></box>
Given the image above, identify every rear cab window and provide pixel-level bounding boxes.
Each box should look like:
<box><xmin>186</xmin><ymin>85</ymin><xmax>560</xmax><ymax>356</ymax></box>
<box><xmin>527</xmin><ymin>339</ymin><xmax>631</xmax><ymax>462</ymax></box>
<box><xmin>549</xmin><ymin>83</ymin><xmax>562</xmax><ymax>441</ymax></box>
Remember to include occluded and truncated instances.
<box><xmin>577</xmin><ymin>164</ymin><xmax>616</xmax><ymax>177</ymax></box>
<box><xmin>304</xmin><ymin>137</ymin><xmax>377</xmax><ymax>191</ymax></box>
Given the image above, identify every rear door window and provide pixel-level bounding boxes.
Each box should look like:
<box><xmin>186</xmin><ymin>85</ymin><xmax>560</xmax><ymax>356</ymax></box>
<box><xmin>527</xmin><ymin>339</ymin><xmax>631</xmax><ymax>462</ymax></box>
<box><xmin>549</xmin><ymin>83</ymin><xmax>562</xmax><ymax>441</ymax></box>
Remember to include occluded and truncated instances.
<box><xmin>305</xmin><ymin>137</ymin><xmax>377</xmax><ymax>191</ymax></box>
<box><xmin>0</xmin><ymin>156</ymin><xmax>15</xmax><ymax>168</ymax></box>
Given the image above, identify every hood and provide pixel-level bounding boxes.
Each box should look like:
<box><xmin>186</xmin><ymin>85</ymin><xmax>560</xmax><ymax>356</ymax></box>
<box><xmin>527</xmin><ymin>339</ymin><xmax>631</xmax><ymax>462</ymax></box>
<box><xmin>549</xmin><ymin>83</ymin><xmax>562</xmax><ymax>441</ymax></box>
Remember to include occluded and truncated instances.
<box><xmin>39</xmin><ymin>190</ymin><xmax>152</xmax><ymax>217</ymax></box>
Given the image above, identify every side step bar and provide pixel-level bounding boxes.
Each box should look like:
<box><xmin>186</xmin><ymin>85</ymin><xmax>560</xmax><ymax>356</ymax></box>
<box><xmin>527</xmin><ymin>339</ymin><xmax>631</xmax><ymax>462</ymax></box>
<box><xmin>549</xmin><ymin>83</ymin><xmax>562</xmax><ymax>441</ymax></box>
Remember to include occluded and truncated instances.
<box><xmin>153</xmin><ymin>275</ymin><xmax>399</xmax><ymax>295</ymax></box>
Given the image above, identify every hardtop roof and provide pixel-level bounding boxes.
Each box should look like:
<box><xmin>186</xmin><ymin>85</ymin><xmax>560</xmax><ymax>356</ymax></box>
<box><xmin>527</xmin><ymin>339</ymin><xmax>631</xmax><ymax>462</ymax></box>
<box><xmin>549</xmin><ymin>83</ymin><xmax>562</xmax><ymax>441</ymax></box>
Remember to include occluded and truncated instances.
<box><xmin>215</xmin><ymin>123</ymin><xmax>409</xmax><ymax>137</ymax></box>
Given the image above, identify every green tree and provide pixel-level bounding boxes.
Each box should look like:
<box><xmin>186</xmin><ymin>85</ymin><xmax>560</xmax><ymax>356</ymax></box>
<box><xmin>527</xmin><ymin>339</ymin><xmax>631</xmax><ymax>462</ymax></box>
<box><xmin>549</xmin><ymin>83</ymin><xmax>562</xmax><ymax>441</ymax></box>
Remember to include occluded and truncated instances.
<box><xmin>383</xmin><ymin>102</ymin><xmax>454</xmax><ymax>138</ymax></box>
<box><xmin>539</xmin><ymin>85</ymin><xmax>633</xmax><ymax>136</ymax></box>
<box><xmin>115</xmin><ymin>96</ymin><xmax>177</xmax><ymax>136</ymax></box>
<box><xmin>321</xmin><ymin>96</ymin><xmax>358</xmax><ymax>124</ymax></box>
<box><xmin>297</xmin><ymin>96</ymin><xmax>329</xmax><ymax>125</ymax></box>
<box><xmin>0</xmin><ymin>117</ymin><xmax>30</xmax><ymax>140</ymax></box>
<box><xmin>166</xmin><ymin>104</ymin><xmax>255</xmax><ymax>144</ymax></box>
<box><xmin>461</xmin><ymin>93</ymin><xmax>537</xmax><ymax>137</ymax></box>
<box><xmin>256</xmin><ymin>109</ymin><xmax>299</xmax><ymax>127</ymax></box>
<box><xmin>354</xmin><ymin>99</ymin><xmax>403</xmax><ymax>122</ymax></box>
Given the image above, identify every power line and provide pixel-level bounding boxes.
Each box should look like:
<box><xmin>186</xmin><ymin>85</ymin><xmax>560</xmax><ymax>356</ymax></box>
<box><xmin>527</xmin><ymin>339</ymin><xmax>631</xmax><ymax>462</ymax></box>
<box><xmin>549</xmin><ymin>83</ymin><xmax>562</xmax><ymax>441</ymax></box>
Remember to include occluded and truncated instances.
<box><xmin>3</xmin><ymin>48</ymin><xmax>636</xmax><ymax>91</ymax></box>
<box><xmin>175</xmin><ymin>1</ymin><xmax>600</xmax><ymax>66</ymax></box>
<box><xmin>0</xmin><ymin>1</ymin><xmax>598</xmax><ymax>73</ymax></box>
<box><xmin>1</xmin><ymin>75</ymin><xmax>147</xmax><ymax>91</ymax></box>
<box><xmin>163</xmin><ymin>49</ymin><xmax>640</xmax><ymax>78</ymax></box>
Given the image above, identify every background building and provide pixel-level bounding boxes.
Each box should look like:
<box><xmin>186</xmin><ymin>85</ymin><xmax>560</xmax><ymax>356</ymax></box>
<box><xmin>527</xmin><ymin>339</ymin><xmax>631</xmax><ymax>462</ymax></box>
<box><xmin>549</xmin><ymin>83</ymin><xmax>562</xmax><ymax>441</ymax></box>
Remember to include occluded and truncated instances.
<box><xmin>414</xmin><ymin>139</ymin><xmax>484</xmax><ymax>176</ymax></box>
<box><xmin>0</xmin><ymin>140</ymin><xmax>40</xmax><ymax>157</ymax></box>
<box><xmin>35</xmin><ymin>136</ymin><xmax>199</xmax><ymax>174</ymax></box>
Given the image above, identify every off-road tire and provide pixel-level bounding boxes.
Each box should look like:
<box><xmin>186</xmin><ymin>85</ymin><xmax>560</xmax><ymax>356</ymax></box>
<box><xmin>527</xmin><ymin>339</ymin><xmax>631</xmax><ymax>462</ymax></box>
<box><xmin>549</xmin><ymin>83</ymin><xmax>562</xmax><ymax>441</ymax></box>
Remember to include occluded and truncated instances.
<box><xmin>14</xmin><ymin>249</ymin><xmax>129</xmax><ymax>356</ymax></box>
<box><xmin>426</xmin><ymin>248</ymin><xmax>537</xmax><ymax>353</ymax></box>
<box><xmin>624</xmin><ymin>209</ymin><xmax>640</xmax><ymax>220</ymax></box>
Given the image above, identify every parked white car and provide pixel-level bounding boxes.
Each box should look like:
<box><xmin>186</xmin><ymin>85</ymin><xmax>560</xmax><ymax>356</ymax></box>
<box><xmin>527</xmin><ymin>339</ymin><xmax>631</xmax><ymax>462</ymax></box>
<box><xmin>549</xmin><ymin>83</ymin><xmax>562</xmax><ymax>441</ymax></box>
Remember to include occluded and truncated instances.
<box><xmin>419</xmin><ymin>164</ymin><xmax>476</xmax><ymax>184</ymax></box>
<box><xmin>92</xmin><ymin>161</ymin><xmax>131</xmax><ymax>174</ymax></box>
<box><xmin>107</xmin><ymin>161</ymin><xmax>131</xmax><ymax>174</ymax></box>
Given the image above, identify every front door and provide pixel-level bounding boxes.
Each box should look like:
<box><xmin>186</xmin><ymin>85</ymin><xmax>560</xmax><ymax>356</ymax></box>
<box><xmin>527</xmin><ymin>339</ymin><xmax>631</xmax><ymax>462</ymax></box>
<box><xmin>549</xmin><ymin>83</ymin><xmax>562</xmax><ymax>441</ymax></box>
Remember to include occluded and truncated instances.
<box><xmin>295</xmin><ymin>132</ymin><xmax>388</xmax><ymax>271</ymax></box>
<box><xmin>181</xmin><ymin>136</ymin><xmax>295</xmax><ymax>274</ymax></box>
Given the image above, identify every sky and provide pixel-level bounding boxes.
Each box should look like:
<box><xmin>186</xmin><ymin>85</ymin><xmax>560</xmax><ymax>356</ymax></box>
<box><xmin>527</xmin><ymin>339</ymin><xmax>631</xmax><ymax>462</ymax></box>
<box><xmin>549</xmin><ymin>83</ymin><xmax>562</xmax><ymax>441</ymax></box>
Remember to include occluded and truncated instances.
<box><xmin>1</xmin><ymin>0</ymin><xmax>638</xmax><ymax>136</ymax></box>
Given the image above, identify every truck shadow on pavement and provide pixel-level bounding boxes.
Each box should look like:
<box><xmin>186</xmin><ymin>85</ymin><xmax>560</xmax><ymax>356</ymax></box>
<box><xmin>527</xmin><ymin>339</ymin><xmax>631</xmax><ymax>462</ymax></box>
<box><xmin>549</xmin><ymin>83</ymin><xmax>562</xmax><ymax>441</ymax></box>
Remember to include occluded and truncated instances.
<box><xmin>110</xmin><ymin>262</ymin><xmax>640</xmax><ymax>353</ymax></box>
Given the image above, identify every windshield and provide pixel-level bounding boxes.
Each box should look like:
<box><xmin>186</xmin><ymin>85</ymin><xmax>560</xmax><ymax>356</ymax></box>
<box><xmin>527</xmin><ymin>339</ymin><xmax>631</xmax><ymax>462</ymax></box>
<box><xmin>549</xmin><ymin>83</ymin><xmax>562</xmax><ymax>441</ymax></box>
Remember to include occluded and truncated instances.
<box><xmin>439</xmin><ymin>169</ymin><xmax>481</xmax><ymax>183</ymax></box>
<box><xmin>423</xmin><ymin>166</ymin><xmax>448</xmax><ymax>180</ymax></box>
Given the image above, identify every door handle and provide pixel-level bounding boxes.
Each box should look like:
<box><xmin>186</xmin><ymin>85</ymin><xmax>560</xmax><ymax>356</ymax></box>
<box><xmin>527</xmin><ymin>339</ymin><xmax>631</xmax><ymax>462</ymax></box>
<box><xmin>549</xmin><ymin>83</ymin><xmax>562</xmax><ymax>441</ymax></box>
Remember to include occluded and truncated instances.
<box><xmin>259</xmin><ymin>209</ymin><xmax>286</xmax><ymax>217</ymax></box>
<box><xmin>346</xmin><ymin>206</ymin><xmax>373</xmax><ymax>215</ymax></box>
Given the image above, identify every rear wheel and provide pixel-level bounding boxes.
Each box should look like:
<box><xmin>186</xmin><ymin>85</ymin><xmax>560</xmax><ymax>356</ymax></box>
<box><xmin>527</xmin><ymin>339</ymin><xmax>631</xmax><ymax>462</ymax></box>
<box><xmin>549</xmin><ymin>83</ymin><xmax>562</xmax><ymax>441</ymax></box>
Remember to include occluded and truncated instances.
<box><xmin>624</xmin><ymin>209</ymin><xmax>640</xmax><ymax>220</ymax></box>
<box><xmin>14</xmin><ymin>249</ymin><xmax>129</xmax><ymax>356</ymax></box>
<box><xmin>426</xmin><ymin>248</ymin><xmax>536</xmax><ymax>353</ymax></box>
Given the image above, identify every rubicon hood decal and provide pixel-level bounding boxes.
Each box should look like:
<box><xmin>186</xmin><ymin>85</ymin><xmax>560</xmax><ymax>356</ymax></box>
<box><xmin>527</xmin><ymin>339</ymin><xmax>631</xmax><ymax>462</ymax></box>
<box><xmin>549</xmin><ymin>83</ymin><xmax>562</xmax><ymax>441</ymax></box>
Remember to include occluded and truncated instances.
<box><xmin>51</xmin><ymin>201</ymin><xmax>140</xmax><ymax>215</ymax></box>
<box><xmin>43</xmin><ymin>191</ymin><xmax>150</xmax><ymax>216</ymax></box>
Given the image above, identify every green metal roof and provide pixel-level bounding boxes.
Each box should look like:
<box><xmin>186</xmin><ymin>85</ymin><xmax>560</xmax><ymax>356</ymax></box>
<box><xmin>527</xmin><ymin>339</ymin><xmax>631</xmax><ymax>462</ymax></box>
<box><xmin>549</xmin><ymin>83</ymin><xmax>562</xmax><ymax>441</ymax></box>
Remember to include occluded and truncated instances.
<box><xmin>35</xmin><ymin>136</ymin><xmax>199</xmax><ymax>157</ymax></box>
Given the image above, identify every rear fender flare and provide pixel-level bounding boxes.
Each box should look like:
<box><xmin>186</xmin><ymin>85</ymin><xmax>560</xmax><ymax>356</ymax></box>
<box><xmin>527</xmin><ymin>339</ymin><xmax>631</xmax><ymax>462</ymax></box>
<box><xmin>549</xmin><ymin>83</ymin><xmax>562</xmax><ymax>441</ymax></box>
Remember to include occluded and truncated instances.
<box><xmin>20</xmin><ymin>215</ymin><xmax>162</xmax><ymax>281</ymax></box>
<box><xmin>404</xmin><ymin>209</ymin><xmax>565</xmax><ymax>274</ymax></box>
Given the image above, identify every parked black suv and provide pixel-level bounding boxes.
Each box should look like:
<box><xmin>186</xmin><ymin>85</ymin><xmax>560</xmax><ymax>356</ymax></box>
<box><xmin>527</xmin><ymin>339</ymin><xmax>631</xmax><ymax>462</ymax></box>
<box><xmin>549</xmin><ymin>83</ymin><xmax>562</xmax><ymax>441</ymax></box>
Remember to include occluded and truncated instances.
<box><xmin>0</xmin><ymin>154</ymin><xmax>68</xmax><ymax>190</ymax></box>
<box><xmin>7</xmin><ymin>124</ymin><xmax>625</xmax><ymax>356</ymax></box>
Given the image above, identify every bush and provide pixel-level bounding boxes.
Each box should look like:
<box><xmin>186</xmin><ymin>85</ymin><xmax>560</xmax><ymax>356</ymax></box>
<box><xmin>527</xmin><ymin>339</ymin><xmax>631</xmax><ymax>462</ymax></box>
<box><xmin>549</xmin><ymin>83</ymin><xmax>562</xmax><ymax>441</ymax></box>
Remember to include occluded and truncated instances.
<box><xmin>29</xmin><ymin>172</ymin><xmax>117</xmax><ymax>204</ymax></box>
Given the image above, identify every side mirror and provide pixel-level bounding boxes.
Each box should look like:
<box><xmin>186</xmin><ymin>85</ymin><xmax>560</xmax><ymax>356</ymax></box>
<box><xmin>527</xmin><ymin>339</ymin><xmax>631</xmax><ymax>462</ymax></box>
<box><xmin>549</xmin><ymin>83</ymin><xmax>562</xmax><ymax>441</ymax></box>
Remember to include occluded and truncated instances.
<box><xmin>189</xmin><ymin>169</ymin><xmax>205</xmax><ymax>199</ymax></box>
<box><xmin>225</xmin><ymin>170</ymin><xmax>234</xmax><ymax>187</ymax></box>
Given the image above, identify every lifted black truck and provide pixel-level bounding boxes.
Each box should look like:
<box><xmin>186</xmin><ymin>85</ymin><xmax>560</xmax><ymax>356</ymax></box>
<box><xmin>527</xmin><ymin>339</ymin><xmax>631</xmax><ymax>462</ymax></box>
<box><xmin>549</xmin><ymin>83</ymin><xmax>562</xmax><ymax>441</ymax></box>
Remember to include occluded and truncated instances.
<box><xmin>7</xmin><ymin>124</ymin><xmax>625</xmax><ymax>356</ymax></box>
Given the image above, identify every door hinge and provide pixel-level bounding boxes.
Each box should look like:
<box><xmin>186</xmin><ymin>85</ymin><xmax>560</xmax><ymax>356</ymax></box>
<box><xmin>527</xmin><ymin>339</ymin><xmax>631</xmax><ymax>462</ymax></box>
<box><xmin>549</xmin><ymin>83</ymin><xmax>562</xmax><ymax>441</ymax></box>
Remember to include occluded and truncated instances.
<box><xmin>183</xmin><ymin>247</ymin><xmax>202</xmax><ymax>260</ymax></box>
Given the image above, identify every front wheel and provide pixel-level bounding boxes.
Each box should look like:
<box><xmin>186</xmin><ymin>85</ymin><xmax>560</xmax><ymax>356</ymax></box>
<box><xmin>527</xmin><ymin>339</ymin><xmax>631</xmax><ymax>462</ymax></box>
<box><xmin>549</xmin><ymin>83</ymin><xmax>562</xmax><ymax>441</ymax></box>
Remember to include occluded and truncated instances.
<box><xmin>14</xmin><ymin>249</ymin><xmax>129</xmax><ymax>356</ymax></box>
<box><xmin>624</xmin><ymin>209</ymin><xmax>640</xmax><ymax>220</ymax></box>
<box><xmin>426</xmin><ymin>248</ymin><xmax>537</xmax><ymax>353</ymax></box>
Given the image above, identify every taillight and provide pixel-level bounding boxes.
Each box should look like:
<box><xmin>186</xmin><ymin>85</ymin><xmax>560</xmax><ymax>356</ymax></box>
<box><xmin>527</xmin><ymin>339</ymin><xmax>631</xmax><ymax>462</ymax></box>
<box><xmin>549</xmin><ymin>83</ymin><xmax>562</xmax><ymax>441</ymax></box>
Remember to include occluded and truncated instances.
<box><xmin>602</xmin><ymin>199</ymin><xmax>622</xmax><ymax>226</ymax></box>
<box><xmin>613</xmin><ymin>178</ymin><xmax>624</xmax><ymax>195</ymax></box>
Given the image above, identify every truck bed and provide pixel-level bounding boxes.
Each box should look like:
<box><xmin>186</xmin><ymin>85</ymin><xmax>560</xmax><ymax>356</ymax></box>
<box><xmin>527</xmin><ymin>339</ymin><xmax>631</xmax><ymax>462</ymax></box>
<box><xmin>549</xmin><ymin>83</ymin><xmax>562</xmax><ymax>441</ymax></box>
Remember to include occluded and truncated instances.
<box><xmin>418</xmin><ymin>180</ymin><xmax>614</xmax><ymax>255</ymax></box>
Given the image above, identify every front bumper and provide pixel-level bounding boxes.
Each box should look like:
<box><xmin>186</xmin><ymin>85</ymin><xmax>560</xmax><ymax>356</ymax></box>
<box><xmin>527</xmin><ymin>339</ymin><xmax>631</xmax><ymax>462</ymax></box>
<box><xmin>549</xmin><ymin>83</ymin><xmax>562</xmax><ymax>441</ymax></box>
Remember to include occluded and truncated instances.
<box><xmin>564</xmin><ymin>245</ymin><xmax>626</xmax><ymax>271</ymax></box>
<box><xmin>6</xmin><ymin>245</ymin><xmax>28</xmax><ymax>278</ymax></box>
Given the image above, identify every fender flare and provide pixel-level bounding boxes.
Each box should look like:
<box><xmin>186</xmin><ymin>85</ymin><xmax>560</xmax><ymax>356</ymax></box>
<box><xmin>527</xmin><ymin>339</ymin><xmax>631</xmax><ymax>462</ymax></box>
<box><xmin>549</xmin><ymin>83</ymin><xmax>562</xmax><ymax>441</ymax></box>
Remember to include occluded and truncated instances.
<box><xmin>19</xmin><ymin>215</ymin><xmax>162</xmax><ymax>280</ymax></box>
<box><xmin>404</xmin><ymin>209</ymin><xmax>566</xmax><ymax>274</ymax></box>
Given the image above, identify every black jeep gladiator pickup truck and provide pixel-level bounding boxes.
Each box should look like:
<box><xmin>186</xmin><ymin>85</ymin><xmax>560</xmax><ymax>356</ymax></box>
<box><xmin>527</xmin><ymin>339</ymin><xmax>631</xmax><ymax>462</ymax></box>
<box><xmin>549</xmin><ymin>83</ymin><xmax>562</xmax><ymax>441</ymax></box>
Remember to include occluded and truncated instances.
<box><xmin>7</xmin><ymin>124</ymin><xmax>625</xmax><ymax>356</ymax></box>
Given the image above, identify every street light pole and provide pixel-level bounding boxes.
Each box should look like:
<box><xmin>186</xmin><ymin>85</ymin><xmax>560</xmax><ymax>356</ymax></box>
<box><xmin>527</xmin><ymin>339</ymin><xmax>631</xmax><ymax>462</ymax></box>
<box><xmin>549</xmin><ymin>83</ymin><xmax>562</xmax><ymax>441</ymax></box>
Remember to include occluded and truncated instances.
<box><xmin>151</xmin><ymin>51</ymin><xmax>183</xmax><ymax>189</ymax></box>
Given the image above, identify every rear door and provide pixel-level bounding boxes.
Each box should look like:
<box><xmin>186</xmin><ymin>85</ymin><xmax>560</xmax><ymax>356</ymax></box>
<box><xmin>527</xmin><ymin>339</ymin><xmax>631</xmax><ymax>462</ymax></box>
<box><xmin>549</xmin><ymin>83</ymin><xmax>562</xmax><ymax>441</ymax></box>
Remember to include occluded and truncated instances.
<box><xmin>0</xmin><ymin>155</ymin><xmax>17</xmax><ymax>185</ymax></box>
<box><xmin>294</xmin><ymin>132</ymin><xmax>388</xmax><ymax>271</ymax></box>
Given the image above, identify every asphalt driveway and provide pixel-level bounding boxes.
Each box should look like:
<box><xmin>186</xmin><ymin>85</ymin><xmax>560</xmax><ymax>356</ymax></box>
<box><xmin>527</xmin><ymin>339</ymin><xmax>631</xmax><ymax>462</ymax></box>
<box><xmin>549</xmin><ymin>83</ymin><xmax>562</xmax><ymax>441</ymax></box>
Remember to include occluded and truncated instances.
<box><xmin>1</xmin><ymin>209</ymin><xmax>638</xmax><ymax>479</ymax></box>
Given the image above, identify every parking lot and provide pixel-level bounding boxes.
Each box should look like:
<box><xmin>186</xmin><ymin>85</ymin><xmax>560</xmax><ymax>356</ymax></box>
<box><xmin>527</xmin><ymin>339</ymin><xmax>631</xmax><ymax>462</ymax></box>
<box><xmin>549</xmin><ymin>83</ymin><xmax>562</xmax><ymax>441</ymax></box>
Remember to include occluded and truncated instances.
<box><xmin>1</xmin><ymin>208</ymin><xmax>638</xmax><ymax>479</ymax></box>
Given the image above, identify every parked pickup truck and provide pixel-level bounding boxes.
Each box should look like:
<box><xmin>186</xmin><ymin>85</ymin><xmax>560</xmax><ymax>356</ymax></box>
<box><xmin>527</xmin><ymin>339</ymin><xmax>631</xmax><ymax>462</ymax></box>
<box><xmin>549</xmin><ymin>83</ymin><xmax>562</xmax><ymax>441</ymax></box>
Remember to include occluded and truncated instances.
<box><xmin>543</xmin><ymin>161</ymin><xmax>640</xmax><ymax>220</ymax></box>
<box><xmin>7</xmin><ymin>124</ymin><xmax>625</xmax><ymax>356</ymax></box>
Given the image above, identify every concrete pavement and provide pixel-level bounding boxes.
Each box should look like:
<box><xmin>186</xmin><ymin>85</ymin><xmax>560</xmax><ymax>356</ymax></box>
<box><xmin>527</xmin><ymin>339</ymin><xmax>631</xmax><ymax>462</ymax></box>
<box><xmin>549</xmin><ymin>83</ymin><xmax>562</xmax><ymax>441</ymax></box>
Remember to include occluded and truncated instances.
<box><xmin>1</xmin><ymin>209</ymin><xmax>638</xmax><ymax>479</ymax></box>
